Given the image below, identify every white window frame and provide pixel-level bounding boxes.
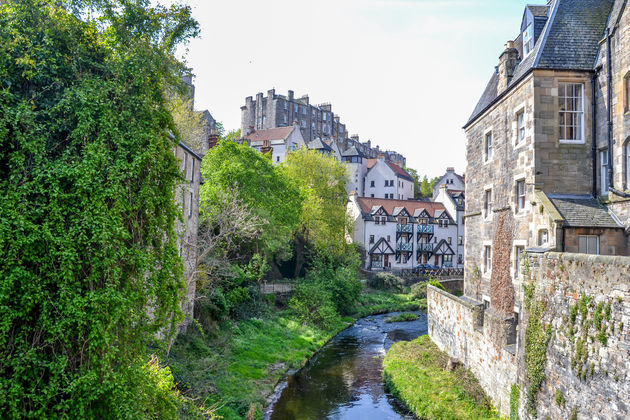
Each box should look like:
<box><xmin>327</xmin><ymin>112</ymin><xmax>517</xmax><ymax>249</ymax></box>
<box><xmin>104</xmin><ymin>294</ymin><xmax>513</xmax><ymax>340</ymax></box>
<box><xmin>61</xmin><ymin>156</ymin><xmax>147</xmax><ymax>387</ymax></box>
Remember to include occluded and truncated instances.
<box><xmin>558</xmin><ymin>83</ymin><xmax>585</xmax><ymax>143</ymax></box>
<box><xmin>484</xmin><ymin>245</ymin><xmax>492</xmax><ymax>274</ymax></box>
<box><xmin>523</xmin><ymin>23</ymin><xmax>533</xmax><ymax>56</ymax></box>
<box><xmin>624</xmin><ymin>72</ymin><xmax>630</xmax><ymax>114</ymax></box>
<box><xmin>484</xmin><ymin>131</ymin><xmax>493</xmax><ymax>161</ymax></box>
<box><xmin>190</xmin><ymin>159</ymin><xmax>195</xmax><ymax>182</ymax></box>
<box><xmin>484</xmin><ymin>188</ymin><xmax>493</xmax><ymax>219</ymax></box>
<box><xmin>513</xmin><ymin>240</ymin><xmax>527</xmax><ymax>279</ymax></box>
<box><xmin>538</xmin><ymin>229</ymin><xmax>549</xmax><ymax>246</ymax></box>
<box><xmin>188</xmin><ymin>192</ymin><xmax>193</xmax><ymax>218</ymax></box>
<box><xmin>626</xmin><ymin>140</ymin><xmax>630</xmax><ymax>189</ymax></box>
<box><xmin>516</xmin><ymin>110</ymin><xmax>525</xmax><ymax>144</ymax></box>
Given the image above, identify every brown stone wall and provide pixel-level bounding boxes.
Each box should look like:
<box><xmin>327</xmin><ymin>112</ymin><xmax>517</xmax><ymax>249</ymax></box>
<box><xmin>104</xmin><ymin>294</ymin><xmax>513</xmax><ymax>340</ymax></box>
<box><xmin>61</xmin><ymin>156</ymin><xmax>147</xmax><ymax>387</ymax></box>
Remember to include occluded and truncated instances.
<box><xmin>563</xmin><ymin>226</ymin><xmax>628</xmax><ymax>255</ymax></box>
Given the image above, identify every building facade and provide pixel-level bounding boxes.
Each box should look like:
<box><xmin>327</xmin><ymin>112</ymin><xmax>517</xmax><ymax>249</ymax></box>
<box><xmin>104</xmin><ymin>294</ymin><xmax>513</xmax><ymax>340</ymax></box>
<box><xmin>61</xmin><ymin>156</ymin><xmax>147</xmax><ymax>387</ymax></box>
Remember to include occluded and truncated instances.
<box><xmin>363</xmin><ymin>157</ymin><xmax>415</xmax><ymax>200</ymax></box>
<box><xmin>244</xmin><ymin>125</ymin><xmax>306</xmax><ymax>164</ymax></box>
<box><xmin>348</xmin><ymin>195</ymin><xmax>464</xmax><ymax>271</ymax></box>
<box><xmin>432</xmin><ymin>167</ymin><xmax>465</xmax><ymax>199</ymax></box>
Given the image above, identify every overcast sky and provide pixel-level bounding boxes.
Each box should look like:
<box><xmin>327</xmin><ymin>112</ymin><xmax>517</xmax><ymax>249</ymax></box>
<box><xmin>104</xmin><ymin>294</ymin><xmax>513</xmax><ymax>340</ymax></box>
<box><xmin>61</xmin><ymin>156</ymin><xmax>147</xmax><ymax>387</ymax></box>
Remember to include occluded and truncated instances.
<box><xmin>172</xmin><ymin>0</ymin><xmax>534</xmax><ymax>177</ymax></box>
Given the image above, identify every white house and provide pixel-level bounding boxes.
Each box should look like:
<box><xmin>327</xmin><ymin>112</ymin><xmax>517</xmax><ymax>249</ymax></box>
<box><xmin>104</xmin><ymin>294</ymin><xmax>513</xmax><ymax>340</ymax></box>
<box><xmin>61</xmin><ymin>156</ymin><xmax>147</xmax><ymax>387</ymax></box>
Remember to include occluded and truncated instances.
<box><xmin>245</xmin><ymin>125</ymin><xmax>305</xmax><ymax>164</ymax></box>
<box><xmin>364</xmin><ymin>157</ymin><xmax>414</xmax><ymax>200</ymax></box>
<box><xmin>341</xmin><ymin>145</ymin><xmax>368</xmax><ymax>195</ymax></box>
<box><xmin>433</xmin><ymin>184</ymin><xmax>465</xmax><ymax>267</ymax></box>
<box><xmin>432</xmin><ymin>167</ymin><xmax>465</xmax><ymax>200</ymax></box>
<box><xmin>348</xmin><ymin>194</ymin><xmax>462</xmax><ymax>271</ymax></box>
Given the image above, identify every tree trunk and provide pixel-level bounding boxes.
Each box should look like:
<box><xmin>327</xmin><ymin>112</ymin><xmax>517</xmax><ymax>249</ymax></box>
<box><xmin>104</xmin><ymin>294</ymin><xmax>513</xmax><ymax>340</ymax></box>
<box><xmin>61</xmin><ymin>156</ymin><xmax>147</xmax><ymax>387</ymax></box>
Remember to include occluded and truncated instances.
<box><xmin>294</xmin><ymin>235</ymin><xmax>306</xmax><ymax>279</ymax></box>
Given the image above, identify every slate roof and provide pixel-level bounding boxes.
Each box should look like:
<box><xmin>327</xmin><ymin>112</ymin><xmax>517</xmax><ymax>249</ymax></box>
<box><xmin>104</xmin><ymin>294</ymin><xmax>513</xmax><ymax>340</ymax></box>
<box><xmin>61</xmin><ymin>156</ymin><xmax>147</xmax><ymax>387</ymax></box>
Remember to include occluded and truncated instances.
<box><xmin>308</xmin><ymin>138</ymin><xmax>333</xmax><ymax>151</ymax></box>
<box><xmin>365</xmin><ymin>159</ymin><xmax>414</xmax><ymax>181</ymax></box>
<box><xmin>341</xmin><ymin>145</ymin><xmax>364</xmax><ymax>157</ymax></box>
<box><xmin>465</xmin><ymin>0</ymin><xmax>615</xmax><ymax>127</ymax></box>
<box><xmin>245</xmin><ymin>126</ymin><xmax>294</xmax><ymax>142</ymax></box>
<box><xmin>547</xmin><ymin>194</ymin><xmax>622</xmax><ymax>228</ymax></box>
<box><xmin>527</xmin><ymin>5</ymin><xmax>550</xmax><ymax>17</ymax></box>
<box><xmin>356</xmin><ymin>197</ymin><xmax>447</xmax><ymax>218</ymax></box>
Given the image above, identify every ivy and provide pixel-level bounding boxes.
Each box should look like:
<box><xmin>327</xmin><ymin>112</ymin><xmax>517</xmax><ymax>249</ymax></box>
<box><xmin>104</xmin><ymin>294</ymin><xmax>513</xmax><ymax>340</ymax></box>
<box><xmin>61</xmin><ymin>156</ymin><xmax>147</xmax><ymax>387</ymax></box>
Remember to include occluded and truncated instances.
<box><xmin>510</xmin><ymin>384</ymin><xmax>520</xmax><ymax>420</ymax></box>
<box><xmin>0</xmin><ymin>1</ymin><xmax>200</xmax><ymax>417</ymax></box>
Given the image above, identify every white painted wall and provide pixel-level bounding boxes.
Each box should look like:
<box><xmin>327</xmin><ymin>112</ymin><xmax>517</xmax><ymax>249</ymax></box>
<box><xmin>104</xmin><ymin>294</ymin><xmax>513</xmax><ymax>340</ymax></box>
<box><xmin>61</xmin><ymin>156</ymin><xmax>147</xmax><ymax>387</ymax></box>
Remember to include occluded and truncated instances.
<box><xmin>364</xmin><ymin>159</ymin><xmax>413</xmax><ymax>200</ymax></box>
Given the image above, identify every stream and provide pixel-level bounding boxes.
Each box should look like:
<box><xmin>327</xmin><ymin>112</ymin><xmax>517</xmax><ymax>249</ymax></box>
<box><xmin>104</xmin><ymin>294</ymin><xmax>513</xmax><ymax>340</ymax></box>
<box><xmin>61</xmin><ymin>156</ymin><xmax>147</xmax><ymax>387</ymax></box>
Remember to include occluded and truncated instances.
<box><xmin>265</xmin><ymin>311</ymin><xmax>427</xmax><ymax>420</ymax></box>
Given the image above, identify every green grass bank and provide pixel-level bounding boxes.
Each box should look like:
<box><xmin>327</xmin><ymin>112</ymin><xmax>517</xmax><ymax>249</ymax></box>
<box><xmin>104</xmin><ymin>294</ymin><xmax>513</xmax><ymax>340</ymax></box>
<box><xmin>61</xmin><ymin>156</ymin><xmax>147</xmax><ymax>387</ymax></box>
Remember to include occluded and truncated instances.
<box><xmin>169</xmin><ymin>289</ymin><xmax>424</xmax><ymax>420</ymax></box>
<box><xmin>383</xmin><ymin>335</ymin><xmax>500</xmax><ymax>420</ymax></box>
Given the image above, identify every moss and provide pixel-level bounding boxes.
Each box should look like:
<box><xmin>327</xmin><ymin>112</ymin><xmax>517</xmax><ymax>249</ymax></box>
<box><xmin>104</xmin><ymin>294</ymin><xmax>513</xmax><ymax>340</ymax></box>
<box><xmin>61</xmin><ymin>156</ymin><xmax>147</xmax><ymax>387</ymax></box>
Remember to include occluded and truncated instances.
<box><xmin>385</xmin><ymin>313</ymin><xmax>419</xmax><ymax>323</ymax></box>
<box><xmin>510</xmin><ymin>384</ymin><xmax>520</xmax><ymax>420</ymax></box>
<box><xmin>604</xmin><ymin>303</ymin><xmax>611</xmax><ymax>321</ymax></box>
<box><xmin>555</xmin><ymin>389</ymin><xmax>565</xmax><ymax>407</ymax></box>
<box><xmin>597</xmin><ymin>330</ymin><xmax>608</xmax><ymax>346</ymax></box>
<box><xmin>570</xmin><ymin>407</ymin><xmax>578</xmax><ymax>420</ymax></box>
<box><xmin>569</xmin><ymin>304</ymin><xmax>578</xmax><ymax>324</ymax></box>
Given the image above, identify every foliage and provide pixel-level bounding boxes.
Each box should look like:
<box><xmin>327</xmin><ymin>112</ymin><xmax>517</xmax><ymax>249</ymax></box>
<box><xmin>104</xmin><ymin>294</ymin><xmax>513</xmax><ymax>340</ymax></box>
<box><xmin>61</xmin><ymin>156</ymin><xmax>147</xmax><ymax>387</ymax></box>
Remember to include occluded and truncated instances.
<box><xmin>288</xmin><ymin>281</ymin><xmax>340</xmax><ymax>329</ymax></box>
<box><xmin>169</xmin><ymin>93</ymin><xmax>206</xmax><ymax>153</ymax></box>
<box><xmin>368</xmin><ymin>272</ymin><xmax>406</xmax><ymax>292</ymax></box>
<box><xmin>410</xmin><ymin>282</ymin><xmax>428</xmax><ymax>299</ymax></box>
<box><xmin>523</xmin><ymin>282</ymin><xmax>552</xmax><ymax>417</ymax></box>
<box><xmin>0</xmin><ymin>0</ymin><xmax>201</xmax><ymax>417</ymax></box>
<box><xmin>428</xmin><ymin>279</ymin><xmax>446</xmax><ymax>290</ymax></box>
<box><xmin>200</xmin><ymin>140</ymin><xmax>301</xmax><ymax>259</ymax></box>
<box><xmin>385</xmin><ymin>313</ymin><xmax>419</xmax><ymax>323</ymax></box>
<box><xmin>282</xmin><ymin>148</ymin><xmax>349</xmax><ymax>258</ymax></box>
<box><xmin>383</xmin><ymin>335</ymin><xmax>500</xmax><ymax>419</ymax></box>
<box><xmin>419</xmin><ymin>175</ymin><xmax>440</xmax><ymax>198</ymax></box>
<box><xmin>355</xmin><ymin>290</ymin><xmax>425</xmax><ymax>316</ymax></box>
<box><xmin>555</xmin><ymin>389</ymin><xmax>565</xmax><ymax>407</ymax></box>
<box><xmin>510</xmin><ymin>384</ymin><xmax>520</xmax><ymax>420</ymax></box>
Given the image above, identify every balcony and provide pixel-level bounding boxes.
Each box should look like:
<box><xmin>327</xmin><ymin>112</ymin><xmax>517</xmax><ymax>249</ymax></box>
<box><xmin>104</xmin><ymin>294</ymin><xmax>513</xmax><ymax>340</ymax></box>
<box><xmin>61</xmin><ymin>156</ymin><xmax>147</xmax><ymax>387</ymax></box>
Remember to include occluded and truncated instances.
<box><xmin>396</xmin><ymin>224</ymin><xmax>413</xmax><ymax>233</ymax></box>
<box><xmin>371</xmin><ymin>261</ymin><xmax>383</xmax><ymax>269</ymax></box>
<box><xmin>418</xmin><ymin>243</ymin><xmax>434</xmax><ymax>252</ymax></box>
<box><xmin>418</xmin><ymin>225</ymin><xmax>434</xmax><ymax>234</ymax></box>
<box><xmin>444</xmin><ymin>262</ymin><xmax>453</xmax><ymax>268</ymax></box>
<box><xmin>396</xmin><ymin>242</ymin><xmax>413</xmax><ymax>252</ymax></box>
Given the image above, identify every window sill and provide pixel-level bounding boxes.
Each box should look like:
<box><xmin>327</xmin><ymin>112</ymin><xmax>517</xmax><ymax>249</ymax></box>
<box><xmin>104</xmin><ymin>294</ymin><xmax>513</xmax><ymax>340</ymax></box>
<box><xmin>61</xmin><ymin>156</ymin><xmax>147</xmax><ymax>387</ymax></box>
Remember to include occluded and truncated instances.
<box><xmin>559</xmin><ymin>140</ymin><xmax>586</xmax><ymax>145</ymax></box>
<box><xmin>514</xmin><ymin>140</ymin><xmax>527</xmax><ymax>150</ymax></box>
<box><xmin>483</xmin><ymin>158</ymin><xmax>494</xmax><ymax>165</ymax></box>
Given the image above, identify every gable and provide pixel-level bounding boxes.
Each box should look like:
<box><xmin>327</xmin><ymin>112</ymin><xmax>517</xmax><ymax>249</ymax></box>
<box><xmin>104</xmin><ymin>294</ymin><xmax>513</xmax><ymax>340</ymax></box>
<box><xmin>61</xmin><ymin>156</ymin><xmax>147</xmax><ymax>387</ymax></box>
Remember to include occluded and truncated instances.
<box><xmin>369</xmin><ymin>238</ymin><xmax>395</xmax><ymax>255</ymax></box>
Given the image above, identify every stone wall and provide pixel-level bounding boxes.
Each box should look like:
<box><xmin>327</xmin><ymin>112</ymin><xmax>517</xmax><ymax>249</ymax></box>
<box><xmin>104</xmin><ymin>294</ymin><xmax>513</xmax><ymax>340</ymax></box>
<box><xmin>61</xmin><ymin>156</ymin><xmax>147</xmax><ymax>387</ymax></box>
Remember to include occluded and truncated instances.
<box><xmin>429</xmin><ymin>251</ymin><xmax>630</xmax><ymax>419</ymax></box>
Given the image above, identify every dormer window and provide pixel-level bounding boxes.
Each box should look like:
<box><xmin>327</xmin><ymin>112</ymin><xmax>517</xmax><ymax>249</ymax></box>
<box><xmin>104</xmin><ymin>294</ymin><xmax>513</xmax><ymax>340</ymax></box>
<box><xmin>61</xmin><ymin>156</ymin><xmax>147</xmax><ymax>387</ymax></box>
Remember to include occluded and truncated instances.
<box><xmin>523</xmin><ymin>23</ymin><xmax>534</xmax><ymax>56</ymax></box>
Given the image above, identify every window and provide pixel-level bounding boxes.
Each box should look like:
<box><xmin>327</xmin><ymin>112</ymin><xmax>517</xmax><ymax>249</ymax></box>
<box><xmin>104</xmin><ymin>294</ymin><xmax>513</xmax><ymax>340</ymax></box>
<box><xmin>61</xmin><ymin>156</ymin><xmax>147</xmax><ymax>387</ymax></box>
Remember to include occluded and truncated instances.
<box><xmin>371</xmin><ymin>194</ymin><xmax>374</xmax><ymax>198</ymax></box>
<box><xmin>626</xmin><ymin>141</ymin><xmax>630</xmax><ymax>188</ymax></box>
<box><xmin>182</xmin><ymin>153</ymin><xmax>187</xmax><ymax>174</ymax></box>
<box><xmin>517</xmin><ymin>111</ymin><xmax>525</xmax><ymax>144</ymax></box>
<box><xmin>188</xmin><ymin>192</ymin><xmax>193</xmax><ymax>218</ymax></box>
<box><xmin>485</xmin><ymin>132</ymin><xmax>493</xmax><ymax>161</ymax></box>
<box><xmin>444</xmin><ymin>255</ymin><xmax>453</xmax><ymax>266</ymax></box>
<box><xmin>294</xmin><ymin>104</ymin><xmax>298</xmax><ymax>113</ymax></box>
<box><xmin>625</xmin><ymin>72</ymin><xmax>630</xmax><ymax>113</ymax></box>
<box><xmin>419</xmin><ymin>218</ymin><xmax>428</xmax><ymax>225</ymax></box>
<box><xmin>484</xmin><ymin>246</ymin><xmax>492</xmax><ymax>273</ymax></box>
<box><xmin>514</xmin><ymin>246</ymin><xmax>524</xmax><ymax>278</ymax></box>
<box><xmin>579</xmin><ymin>235</ymin><xmax>599</xmax><ymax>255</ymax></box>
<box><xmin>323</xmin><ymin>113</ymin><xmax>327</xmax><ymax>121</ymax></box>
<box><xmin>523</xmin><ymin>23</ymin><xmax>533</xmax><ymax>56</ymax></box>
<box><xmin>559</xmin><ymin>83</ymin><xmax>584</xmax><ymax>141</ymax></box>
<box><xmin>516</xmin><ymin>180</ymin><xmax>526</xmax><ymax>212</ymax></box>
<box><xmin>283</xmin><ymin>114</ymin><xmax>287</xmax><ymax>124</ymax></box>
<box><xmin>485</xmin><ymin>189</ymin><xmax>492</xmax><ymax>218</ymax></box>
<box><xmin>276</xmin><ymin>156</ymin><xmax>280</xmax><ymax>162</ymax></box>
<box><xmin>600</xmin><ymin>150</ymin><xmax>609</xmax><ymax>195</ymax></box>
<box><xmin>370</xmin><ymin>180</ymin><xmax>375</xmax><ymax>188</ymax></box>
<box><xmin>538</xmin><ymin>229</ymin><xmax>549</xmax><ymax>246</ymax></box>
<box><xmin>369</xmin><ymin>235</ymin><xmax>375</xmax><ymax>244</ymax></box>
<box><xmin>384</xmin><ymin>180</ymin><xmax>388</xmax><ymax>187</ymax></box>
<box><xmin>398</xmin><ymin>217</ymin><xmax>408</xmax><ymax>224</ymax></box>
<box><xmin>300</xmin><ymin>120</ymin><xmax>306</xmax><ymax>128</ymax></box>
<box><xmin>190</xmin><ymin>159</ymin><xmax>195</xmax><ymax>182</ymax></box>
<box><xmin>283</xmin><ymin>102</ymin><xmax>287</xmax><ymax>110</ymax></box>
<box><xmin>387</xmin><ymin>235</ymin><xmax>391</xmax><ymax>242</ymax></box>
<box><xmin>448</xmin><ymin>237</ymin><xmax>452</xmax><ymax>245</ymax></box>
<box><xmin>458</xmin><ymin>236</ymin><xmax>463</xmax><ymax>245</ymax></box>
<box><xmin>302</xmin><ymin>107</ymin><xmax>306</xmax><ymax>115</ymax></box>
<box><xmin>458</xmin><ymin>254</ymin><xmax>463</xmax><ymax>264</ymax></box>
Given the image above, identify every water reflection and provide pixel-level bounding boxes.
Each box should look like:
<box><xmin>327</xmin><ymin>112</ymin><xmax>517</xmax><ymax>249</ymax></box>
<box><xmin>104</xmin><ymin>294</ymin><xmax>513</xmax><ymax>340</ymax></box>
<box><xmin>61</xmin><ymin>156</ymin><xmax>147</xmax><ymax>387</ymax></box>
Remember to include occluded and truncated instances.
<box><xmin>267</xmin><ymin>312</ymin><xmax>427</xmax><ymax>420</ymax></box>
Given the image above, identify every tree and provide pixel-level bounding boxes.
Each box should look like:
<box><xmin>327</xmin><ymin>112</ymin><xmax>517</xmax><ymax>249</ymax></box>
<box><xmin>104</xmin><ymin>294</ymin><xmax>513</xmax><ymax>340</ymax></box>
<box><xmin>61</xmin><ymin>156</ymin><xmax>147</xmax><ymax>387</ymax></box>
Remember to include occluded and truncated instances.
<box><xmin>199</xmin><ymin>141</ymin><xmax>301</xmax><ymax>261</ymax></box>
<box><xmin>419</xmin><ymin>175</ymin><xmax>440</xmax><ymax>198</ymax></box>
<box><xmin>405</xmin><ymin>167</ymin><xmax>421</xmax><ymax>199</ymax></box>
<box><xmin>0</xmin><ymin>0</ymin><xmax>200</xmax><ymax>417</ymax></box>
<box><xmin>169</xmin><ymin>94</ymin><xmax>206</xmax><ymax>153</ymax></box>
<box><xmin>282</xmin><ymin>148</ymin><xmax>350</xmax><ymax>277</ymax></box>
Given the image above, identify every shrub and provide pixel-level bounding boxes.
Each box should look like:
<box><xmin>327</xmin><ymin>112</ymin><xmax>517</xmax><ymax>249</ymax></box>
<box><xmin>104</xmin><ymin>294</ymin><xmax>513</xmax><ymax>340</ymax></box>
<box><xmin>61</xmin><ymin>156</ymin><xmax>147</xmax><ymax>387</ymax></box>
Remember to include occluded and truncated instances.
<box><xmin>410</xmin><ymin>282</ymin><xmax>427</xmax><ymax>299</ymax></box>
<box><xmin>385</xmin><ymin>313</ymin><xmax>419</xmax><ymax>323</ymax></box>
<box><xmin>428</xmin><ymin>279</ymin><xmax>445</xmax><ymax>290</ymax></box>
<box><xmin>368</xmin><ymin>272</ymin><xmax>406</xmax><ymax>292</ymax></box>
<box><xmin>288</xmin><ymin>281</ymin><xmax>340</xmax><ymax>329</ymax></box>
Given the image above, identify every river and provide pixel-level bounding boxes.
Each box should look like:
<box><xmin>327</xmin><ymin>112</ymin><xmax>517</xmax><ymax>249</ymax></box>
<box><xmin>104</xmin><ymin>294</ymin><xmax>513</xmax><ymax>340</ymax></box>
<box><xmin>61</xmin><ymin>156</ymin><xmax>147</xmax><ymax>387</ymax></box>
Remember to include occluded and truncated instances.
<box><xmin>265</xmin><ymin>311</ymin><xmax>427</xmax><ymax>420</ymax></box>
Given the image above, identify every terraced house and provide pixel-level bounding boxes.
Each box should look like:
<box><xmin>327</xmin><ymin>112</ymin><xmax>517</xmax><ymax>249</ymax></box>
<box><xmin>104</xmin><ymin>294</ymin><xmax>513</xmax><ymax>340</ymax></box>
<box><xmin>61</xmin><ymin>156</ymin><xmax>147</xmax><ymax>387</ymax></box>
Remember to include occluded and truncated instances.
<box><xmin>348</xmin><ymin>195</ymin><xmax>464</xmax><ymax>271</ymax></box>
<box><xmin>428</xmin><ymin>1</ymin><xmax>630</xmax><ymax>418</ymax></box>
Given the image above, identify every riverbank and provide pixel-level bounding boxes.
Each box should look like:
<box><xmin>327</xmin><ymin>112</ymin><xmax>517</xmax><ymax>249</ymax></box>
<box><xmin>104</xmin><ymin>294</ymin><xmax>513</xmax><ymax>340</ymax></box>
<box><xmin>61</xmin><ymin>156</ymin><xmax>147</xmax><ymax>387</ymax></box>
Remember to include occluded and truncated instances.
<box><xmin>169</xmin><ymin>289</ymin><xmax>424</xmax><ymax>420</ymax></box>
<box><xmin>383</xmin><ymin>335</ymin><xmax>500</xmax><ymax>420</ymax></box>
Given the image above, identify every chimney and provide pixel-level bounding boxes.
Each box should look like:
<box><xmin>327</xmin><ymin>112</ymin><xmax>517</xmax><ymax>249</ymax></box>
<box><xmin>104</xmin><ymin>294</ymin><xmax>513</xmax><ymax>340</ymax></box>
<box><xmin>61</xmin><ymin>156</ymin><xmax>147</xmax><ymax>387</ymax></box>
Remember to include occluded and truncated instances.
<box><xmin>288</xmin><ymin>90</ymin><xmax>294</xmax><ymax>100</ymax></box>
<box><xmin>301</xmin><ymin>94</ymin><xmax>309</xmax><ymax>105</ymax></box>
<box><xmin>267</xmin><ymin>88</ymin><xmax>275</xmax><ymax>98</ymax></box>
<box><xmin>447</xmin><ymin>167</ymin><xmax>455</xmax><ymax>172</ymax></box>
<box><xmin>208</xmin><ymin>133</ymin><xmax>219</xmax><ymax>149</ymax></box>
<box><xmin>246</xmin><ymin>125</ymin><xmax>254</xmax><ymax>135</ymax></box>
<box><xmin>378</xmin><ymin>153</ymin><xmax>385</xmax><ymax>161</ymax></box>
<box><xmin>497</xmin><ymin>40</ymin><xmax>519</xmax><ymax>92</ymax></box>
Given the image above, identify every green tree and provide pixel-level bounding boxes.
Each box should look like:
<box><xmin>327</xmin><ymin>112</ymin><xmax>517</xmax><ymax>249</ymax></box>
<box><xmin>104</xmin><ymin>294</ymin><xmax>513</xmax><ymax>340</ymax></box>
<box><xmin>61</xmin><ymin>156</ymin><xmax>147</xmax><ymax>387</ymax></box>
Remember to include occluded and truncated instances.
<box><xmin>282</xmin><ymin>148</ymin><xmax>350</xmax><ymax>277</ymax></box>
<box><xmin>418</xmin><ymin>175</ymin><xmax>440</xmax><ymax>198</ymax></box>
<box><xmin>0</xmin><ymin>0</ymin><xmax>201</xmax><ymax>417</ymax></box>
<box><xmin>405</xmin><ymin>167</ymin><xmax>421</xmax><ymax>198</ymax></box>
<box><xmin>199</xmin><ymin>140</ymin><xmax>301</xmax><ymax>260</ymax></box>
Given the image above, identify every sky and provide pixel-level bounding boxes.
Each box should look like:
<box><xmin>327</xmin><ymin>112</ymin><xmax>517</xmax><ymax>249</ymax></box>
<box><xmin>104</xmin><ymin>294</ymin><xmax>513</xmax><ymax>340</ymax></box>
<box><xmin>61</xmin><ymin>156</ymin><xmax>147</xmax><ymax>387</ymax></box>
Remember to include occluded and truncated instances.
<box><xmin>170</xmin><ymin>0</ymin><xmax>535</xmax><ymax>177</ymax></box>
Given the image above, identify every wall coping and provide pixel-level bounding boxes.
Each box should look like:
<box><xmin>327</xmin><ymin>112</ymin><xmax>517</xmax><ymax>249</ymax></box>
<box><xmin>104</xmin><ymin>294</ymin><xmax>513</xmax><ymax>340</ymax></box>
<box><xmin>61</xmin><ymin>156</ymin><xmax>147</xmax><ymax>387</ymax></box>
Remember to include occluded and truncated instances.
<box><xmin>534</xmin><ymin>251</ymin><xmax>630</xmax><ymax>267</ymax></box>
<box><xmin>428</xmin><ymin>285</ymin><xmax>481</xmax><ymax>310</ymax></box>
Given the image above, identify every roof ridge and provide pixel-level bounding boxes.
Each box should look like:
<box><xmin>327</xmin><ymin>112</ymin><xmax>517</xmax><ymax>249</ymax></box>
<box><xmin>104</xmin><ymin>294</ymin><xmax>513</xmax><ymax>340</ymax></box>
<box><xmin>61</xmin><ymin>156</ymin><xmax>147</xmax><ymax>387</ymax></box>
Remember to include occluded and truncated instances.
<box><xmin>532</xmin><ymin>0</ymin><xmax>560</xmax><ymax>68</ymax></box>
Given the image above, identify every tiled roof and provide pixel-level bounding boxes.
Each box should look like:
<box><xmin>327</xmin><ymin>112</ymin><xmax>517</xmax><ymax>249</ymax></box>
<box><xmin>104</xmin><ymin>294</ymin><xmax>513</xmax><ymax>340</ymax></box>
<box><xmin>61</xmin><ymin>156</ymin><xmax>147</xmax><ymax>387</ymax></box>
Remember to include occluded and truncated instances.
<box><xmin>465</xmin><ymin>0</ymin><xmax>615</xmax><ymax>127</ymax></box>
<box><xmin>245</xmin><ymin>126</ymin><xmax>294</xmax><ymax>142</ymax></box>
<box><xmin>356</xmin><ymin>197</ymin><xmax>446</xmax><ymax>218</ymax></box>
<box><xmin>547</xmin><ymin>194</ymin><xmax>622</xmax><ymax>228</ymax></box>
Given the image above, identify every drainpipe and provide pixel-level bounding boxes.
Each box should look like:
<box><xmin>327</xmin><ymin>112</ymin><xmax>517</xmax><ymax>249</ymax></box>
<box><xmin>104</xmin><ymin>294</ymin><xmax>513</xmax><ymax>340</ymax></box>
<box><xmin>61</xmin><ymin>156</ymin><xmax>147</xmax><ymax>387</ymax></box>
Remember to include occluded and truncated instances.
<box><xmin>606</xmin><ymin>28</ymin><xmax>614</xmax><ymax>192</ymax></box>
<box><xmin>592</xmin><ymin>72</ymin><xmax>598</xmax><ymax>197</ymax></box>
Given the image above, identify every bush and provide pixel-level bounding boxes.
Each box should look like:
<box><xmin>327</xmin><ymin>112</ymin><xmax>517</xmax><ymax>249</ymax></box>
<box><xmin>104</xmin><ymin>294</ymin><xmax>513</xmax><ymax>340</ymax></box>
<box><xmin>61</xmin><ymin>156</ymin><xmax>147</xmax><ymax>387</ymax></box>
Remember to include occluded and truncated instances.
<box><xmin>368</xmin><ymin>272</ymin><xmax>406</xmax><ymax>292</ymax></box>
<box><xmin>410</xmin><ymin>282</ymin><xmax>428</xmax><ymax>299</ymax></box>
<box><xmin>428</xmin><ymin>279</ymin><xmax>445</xmax><ymax>290</ymax></box>
<box><xmin>288</xmin><ymin>281</ymin><xmax>340</xmax><ymax>329</ymax></box>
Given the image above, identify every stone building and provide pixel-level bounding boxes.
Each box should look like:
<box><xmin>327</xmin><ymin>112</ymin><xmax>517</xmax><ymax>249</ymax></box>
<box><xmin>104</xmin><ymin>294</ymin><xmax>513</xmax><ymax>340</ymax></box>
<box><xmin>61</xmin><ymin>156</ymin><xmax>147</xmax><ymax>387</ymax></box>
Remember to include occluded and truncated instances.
<box><xmin>428</xmin><ymin>1</ymin><xmax>630</xmax><ymax>418</ymax></box>
<box><xmin>348</xmin><ymin>194</ymin><xmax>464</xmax><ymax>271</ymax></box>
<box><xmin>241</xmin><ymin>89</ymin><xmax>349</xmax><ymax>142</ymax></box>
<box><xmin>173</xmin><ymin>138</ymin><xmax>202</xmax><ymax>333</ymax></box>
<box><xmin>432</xmin><ymin>167</ymin><xmax>465</xmax><ymax>200</ymax></box>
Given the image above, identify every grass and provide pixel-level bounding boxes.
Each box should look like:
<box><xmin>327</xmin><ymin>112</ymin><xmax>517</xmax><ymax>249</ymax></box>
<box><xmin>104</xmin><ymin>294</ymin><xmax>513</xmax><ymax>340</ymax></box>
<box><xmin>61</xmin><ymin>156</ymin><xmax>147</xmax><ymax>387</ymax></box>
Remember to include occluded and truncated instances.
<box><xmin>169</xmin><ymin>288</ymin><xmax>426</xmax><ymax>420</ymax></box>
<box><xmin>383</xmin><ymin>335</ymin><xmax>500</xmax><ymax>420</ymax></box>
<box><xmin>385</xmin><ymin>312</ymin><xmax>419</xmax><ymax>323</ymax></box>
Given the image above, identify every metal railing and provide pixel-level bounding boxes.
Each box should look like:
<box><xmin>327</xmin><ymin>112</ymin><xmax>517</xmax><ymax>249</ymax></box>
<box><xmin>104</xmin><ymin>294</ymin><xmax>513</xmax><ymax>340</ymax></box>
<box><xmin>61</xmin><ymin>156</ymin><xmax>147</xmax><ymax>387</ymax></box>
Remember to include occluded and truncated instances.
<box><xmin>417</xmin><ymin>225</ymin><xmax>434</xmax><ymax>234</ymax></box>
<box><xmin>396</xmin><ymin>224</ymin><xmax>413</xmax><ymax>233</ymax></box>
<box><xmin>418</xmin><ymin>243</ymin><xmax>434</xmax><ymax>252</ymax></box>
<box><xmin>396</xmin><ymin>242</ymin><xmax>413</xmax><ymax>252</ymax></box>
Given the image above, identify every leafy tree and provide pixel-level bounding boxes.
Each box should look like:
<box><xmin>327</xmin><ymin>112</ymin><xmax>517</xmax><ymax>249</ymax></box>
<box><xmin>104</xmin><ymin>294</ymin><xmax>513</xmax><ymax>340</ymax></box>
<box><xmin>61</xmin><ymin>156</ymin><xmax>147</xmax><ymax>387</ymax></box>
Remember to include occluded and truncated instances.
<box><xmin>199</xmin><ymin>141</ymin><xmax>301</xmax><ymax>260</ymax></box>
<box><xmin>169</xmin><ymin>93</ymin><xmax>206</xmax><ymax>153</ymax></box>
<box><xmin>0</xmin><ymin>0</ymin><xmax>202</xmax><ymax>417</ymax></box>
<box><xmin>282</xmin><ymin>148</ymin><xmax>350</xmax><ymax>277</ymax></box>
<box><xmin>419</xmin><ymin>175</ymin><xmax>440</xmax><ymax>198</ymax></box>
<box><xmin>405</xmin><ymin>167</ymin><xmax>421</xmax><ymax>199</ymax></box>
